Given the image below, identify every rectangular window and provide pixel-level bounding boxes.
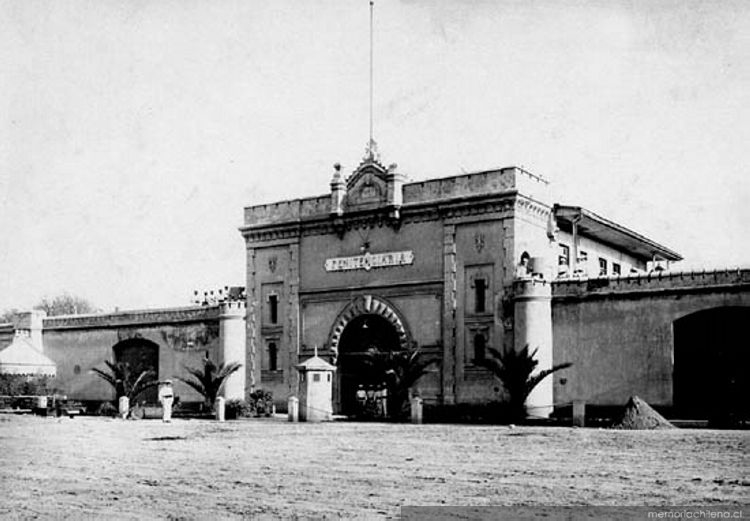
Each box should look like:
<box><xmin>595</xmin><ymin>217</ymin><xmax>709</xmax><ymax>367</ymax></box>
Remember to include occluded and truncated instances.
<box><xmin>268</xmin><ymin>342</ymin><xmax>277</xmax><ymax>371</ymax></box>
<box><xmin>559</xmin><ymin>244</ymin><xmax>570</xmax><ymax>267</ymax></box>
<box><xmin>598</xmin><ymin>258</ymin><xmax>608</xmax><ymax>276</ymax></box>
<box><xmin>313</xmin><ymin>373</ymin><xmax>321</xmax><ymax>382</ymax></box>
<box><xmin>613</xmin><ymin>263</ymin><xmax>621</xmax><ymax>275</ymax></box>
<box><xmin>473</xmin><ymin>333</ymin><xmax>487</xmax><ymax>363</ymax></box>
<box><xmin>466</xmin><ymin>266</ymin><xmax>492</xmax><ymax>316</ymax></box>
<box><xmin>268</xmin><ymin>294</ymin><xmax>278</xmax><ymax>324</ymax></box>
<box><xmin>474</xmin><ymin>278</ymin><xmax>487</xmax><ymax>313</ymax></box>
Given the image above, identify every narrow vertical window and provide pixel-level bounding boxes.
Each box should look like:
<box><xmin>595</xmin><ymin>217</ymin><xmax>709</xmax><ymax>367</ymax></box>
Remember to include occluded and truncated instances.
<box><xmin>268</xmin><ymin>342</ymin><xmax>278</xmax><ymax>371</ymax></box>
<box><xmin>268</xmin><ymin>294</ymin><xmax>278</xmax><ymax>324</ymax></box>
<box><xmin>559</xmin><ymin>244</ymin><xmax>570</xmax><ymax>267</ymax></box>
<box><xmin>473</xmin><ymin>333</ymin><xmax>486</xmax><ymax>363</ymax></box>
<box><xmin>474</xmin><ymin>278</ymin><xmax>487</xmax><ymax>313</ymax></box>
<box><xmin>613</xmin><ymin>263</ymin><xmax>621</xmax><ymax>276</ymax></box>
<box><xmin>598</xmin><ymin>258</ymin><xmax>608</xmax><ymax>276</ymax></box>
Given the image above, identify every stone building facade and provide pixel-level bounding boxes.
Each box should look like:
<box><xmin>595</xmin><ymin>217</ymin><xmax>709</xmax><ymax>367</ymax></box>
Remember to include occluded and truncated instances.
<box><xmin>3</xmin><ymin>153</ymin><xmax>746</xmax><ymax>420</ymax></box>
<box><xmin>240</xmin><ymin>153</ymin><xmax>745</xmax><ymax>419</ymax></box>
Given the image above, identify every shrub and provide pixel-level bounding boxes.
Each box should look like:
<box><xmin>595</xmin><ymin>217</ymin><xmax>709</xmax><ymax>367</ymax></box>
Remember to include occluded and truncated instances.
<box><xmin>225</xmin><ymin>399</ymin><xmax>253</xmax><ymax>420</ymax></box>
<box><xmin>0</xmin><ymin>374</ymin><xmax>54</xmax><ymax>396</ymax></box>
<box><xmin>96</xmin><ymin>401</ymin><xmax>118</xmax><ymax>417</ymax></box>
<box><xmin>248</xmin><ymin>389</ymin><xmax>274</xmax><ymax>417</ymax></box>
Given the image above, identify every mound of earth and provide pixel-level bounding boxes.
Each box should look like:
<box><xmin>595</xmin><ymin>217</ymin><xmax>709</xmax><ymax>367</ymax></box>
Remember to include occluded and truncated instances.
<box><xmin>613</xmin><ymin>396</ymin><xmax>675</xmax><ymax>430</ymax></box>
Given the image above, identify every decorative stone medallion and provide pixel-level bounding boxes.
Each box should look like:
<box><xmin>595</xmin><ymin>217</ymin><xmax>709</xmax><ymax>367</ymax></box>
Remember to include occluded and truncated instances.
<box><xmin>474</xmin><ymin>232</ymin><xmax>485</xmax><ymax>253</ymax></box>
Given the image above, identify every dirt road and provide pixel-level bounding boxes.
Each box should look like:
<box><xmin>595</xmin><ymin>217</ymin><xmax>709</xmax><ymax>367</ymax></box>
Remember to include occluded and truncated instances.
<box><xmin>0</xmin><ymin>415</ymin><xmax>747</xmax><ymax>519</ymax></box>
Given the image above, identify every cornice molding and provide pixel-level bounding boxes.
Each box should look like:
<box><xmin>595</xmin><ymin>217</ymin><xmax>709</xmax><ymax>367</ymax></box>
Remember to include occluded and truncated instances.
<box><xmin>241</xmin><ymin>192</ymin><xmax>519</xmax><ymax>244</ymax></box>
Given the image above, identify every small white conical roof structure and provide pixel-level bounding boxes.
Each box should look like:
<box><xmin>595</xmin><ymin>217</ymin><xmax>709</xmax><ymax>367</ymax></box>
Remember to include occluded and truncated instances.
<box><xmin>0</xmin><ymin>332</ymin><xmax>56</xmax><ymax>376</ymax></box>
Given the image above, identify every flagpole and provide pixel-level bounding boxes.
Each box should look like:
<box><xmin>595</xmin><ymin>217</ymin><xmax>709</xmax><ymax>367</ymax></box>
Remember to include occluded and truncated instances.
<box><xmin>369</xmin><ymin>0</ymin><xmax>374</xmax><ymax>150</ymax></box>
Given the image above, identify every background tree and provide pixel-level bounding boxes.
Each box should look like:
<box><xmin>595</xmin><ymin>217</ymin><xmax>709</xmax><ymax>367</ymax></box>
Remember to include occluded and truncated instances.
<box><xmin>0</xmin><ymin>309</ymin><xmax>22</xmax><ymax>324</ymax></box>
<box><xmin>478</xmin><ymin>344</ymin><xmax>572</xmax><ymax>423</ymax></box>
<box><xmin>176</xmin><ymin>355</ymin><xmax>242</xmax><ymax>410</ymax></box>
<box><xmin>1</xmin><ymin>294</ymin><xmax>98</xmax><ymax>324</ymax></box>
<box><xmin>91</xmin><ymin>360</ymin><xmax>159</xmax><ymax>405</ymax></box>
<box><xmin>34</xmin><ymin>294</ymin><xmax>99</xmax><ymax>316</ymax></box>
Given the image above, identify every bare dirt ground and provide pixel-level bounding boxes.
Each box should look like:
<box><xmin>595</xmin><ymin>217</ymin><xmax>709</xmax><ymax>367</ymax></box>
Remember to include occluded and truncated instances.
<box><xmin>0</xmin><ymin>415</ymin><xmax>747</xmax><ymax>519</ymax></box>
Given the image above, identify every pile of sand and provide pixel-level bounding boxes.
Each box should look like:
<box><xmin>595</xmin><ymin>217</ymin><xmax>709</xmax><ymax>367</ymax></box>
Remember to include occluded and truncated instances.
<box><xmin>613</xmin><ymin>396</ymin><xmax>675</xmax><ymax>430</ymax></box>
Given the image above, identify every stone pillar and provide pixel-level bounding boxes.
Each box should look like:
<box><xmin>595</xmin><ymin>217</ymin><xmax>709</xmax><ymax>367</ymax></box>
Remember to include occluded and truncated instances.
<box><xmin>330</xmin><ymin>163</ymin><xmax>346</xmax><ymax>216</ymax></box>
<box><xmin>219</xmin><ymin>301</ymin><xmax>247</xmax><ymax>401</ymax></box>
<box><xmin>513</xmin><ymin>278</ymin><xmax>554</xmax><ymax>418</ymax></box>
<box><xmin>118</xmin><ymin>396</ymin><xmax>130</xmax><ymax>419</ymax></box>
<box><xmin>441</xmin><ymin>224</ymin><xmax>457</xmax><ymax>405</ymax></box>
<box><xmin>410</xmin><ymin>396</ymin><xmax>423</xmax><ymax>424</ymax></box>
<box><xmin>288</xmin><ymin>396</ymin><xmax>299</xmax><ymax>422</ymax></box>
<box><xmin>215</xmin><ymin>396</ymin><xmax>226</xmax><ymax>422</ymax></box>
<box><xmin>386</xmin><ymin>164</ymin><xmax>406</xmax><ymax>216</ymax></box>
<box><xmin>14</xmin><ymin>310</ymin><xmax>46</xmax><ymax>353</ymax></box>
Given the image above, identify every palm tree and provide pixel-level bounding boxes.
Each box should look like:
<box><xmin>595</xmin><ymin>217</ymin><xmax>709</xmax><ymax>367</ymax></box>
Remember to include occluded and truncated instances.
<box><xmin>176</xmin><ymin>356</ymin><xmax>242</xmax><ymax>410</ymax></box>
<box><xmin>365</xmin><ymin>345</ymin><xmax>438</xmax><ymax>420</ymax></box>
<box><xmin>91</xmin><ymin>360</ymin><xmax>159</xmax><ymax>403</ymax></box>
<box><xmin>478</xmin><ymin>344</ymin><xmax>571</xmax><ymax>423</ymax></box>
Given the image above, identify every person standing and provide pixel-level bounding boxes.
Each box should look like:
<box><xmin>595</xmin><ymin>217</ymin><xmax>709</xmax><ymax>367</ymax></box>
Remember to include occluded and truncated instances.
<box><xmin>158</xmin><ymin>380</ymin><xmax>174</xmax><ymax>423</ymax></box>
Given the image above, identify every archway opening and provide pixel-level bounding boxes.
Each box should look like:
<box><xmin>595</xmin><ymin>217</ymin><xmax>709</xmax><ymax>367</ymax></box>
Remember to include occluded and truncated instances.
<box><xmin>113</xmin><ymin>338</ymin><xmax>159</xmax><ymax>404</ymax></box>
<box><xmin>336</xmin><ymin>314</ymin><xmax>400</xmax><ymax>416</ymax></box>
<box><xmin>673</xmin><ymin>307</ymin><xmax>749</xmax><ymax>424</ymax></box>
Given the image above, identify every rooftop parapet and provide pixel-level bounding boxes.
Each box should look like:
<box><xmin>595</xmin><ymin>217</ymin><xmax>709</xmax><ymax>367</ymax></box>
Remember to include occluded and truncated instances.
<box><xmin>243</xmin><ymin>166</ymin><xmax>549</xmax><ymax>228</ymax></box>
<box><xmin>218</xmin><ymin>300</ymin><xmax>246</xmax><ymax>317</ymax></box>
<box><xmin>552</xmin><ymin>268</ymin><xmax>750</xmax><ymax>299</ymax></box>
<box><xmin>43</xmin><ymin>305</ymin><xmax>222</xmax><ymax>331</ymax></box>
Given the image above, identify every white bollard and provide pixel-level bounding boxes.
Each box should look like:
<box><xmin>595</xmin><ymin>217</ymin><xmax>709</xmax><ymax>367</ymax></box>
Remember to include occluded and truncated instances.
<box><xmin>215</xmin><ymin>397</ymin><xmax>226</xmax><ymax>422</ymax></box>
<box><xmin>118</xmin><ymin>396</ymin><xmax>130</xmax><ymax>419</ymax></box>
<box><xmin>288</xmin><ymin>396</ymin><xmax>299</xmax><ymax>422</ymax></box>
<box><xmin>572</xmin><ymin>400</ymin><xmax>586</xmax><ymax>427</ymax></box>
<box><xmin>410</xmin><ymin>396</ymin><xmax>423</xmax><ymax>424</ymax></box>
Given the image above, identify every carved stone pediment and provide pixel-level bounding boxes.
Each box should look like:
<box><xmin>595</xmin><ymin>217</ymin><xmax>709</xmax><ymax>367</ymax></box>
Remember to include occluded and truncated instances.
<box><xmin>345</xmin><ymin>161</ymin><xmax>388</xmax><ymax>210</ymax></box>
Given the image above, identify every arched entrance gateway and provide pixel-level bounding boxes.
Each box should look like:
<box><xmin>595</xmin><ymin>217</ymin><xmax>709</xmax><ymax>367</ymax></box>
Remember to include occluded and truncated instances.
<box><xmin>113</xmin><ymin>338</ymin><xmax>160</xmax><ymax>403</ymax></box>
<box><xmin>673</xmin><ymin>307</ymin><xmax>749</xmax><ymax>424</ymax></box>
<box><xmin>328</xmin><ymin>295</ymin><xmax>411</xmax><ymax>416</ymax></box>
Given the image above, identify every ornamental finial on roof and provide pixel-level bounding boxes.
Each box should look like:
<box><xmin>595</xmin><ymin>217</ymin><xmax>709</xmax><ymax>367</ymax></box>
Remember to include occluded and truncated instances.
<box><xmin>364</xmin><ymin>138</ymin><xmax>380</xmax><ymax>163</ymax></box>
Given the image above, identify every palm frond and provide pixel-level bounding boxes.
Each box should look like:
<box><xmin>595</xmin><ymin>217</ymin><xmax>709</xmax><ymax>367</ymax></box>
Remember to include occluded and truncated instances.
<box><xmin>215</xmin><ymin>362</ymin><xmax>243</xmax><ymax>396</ymax></box>
<box><xmin>525</xmin><ymin>362</ymin><xmax>573</xmax><ymax>395</ymax></box>
<box><xmin>175</xmin><ymin>375</ymin><xmax>207</xmax><ymax>398</ymax></box>
<box><xmin>129</xmin><ymin>369</ymin><xmax>158</xmax><ymax>400</ymax></box>
<box><xmin>90</xmin><ymin>367</ymin><xmax>117</xmax><ymax>387</ymax></box>
<box><xmin>176</xmin><ymin>358</ymin><xmax>242</xmax><ymax>406</ymax></box>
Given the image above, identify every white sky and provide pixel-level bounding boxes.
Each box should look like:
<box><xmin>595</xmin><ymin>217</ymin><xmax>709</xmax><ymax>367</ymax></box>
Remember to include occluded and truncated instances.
<box><xmin>1</xmin><ymin>0</ymin><xmax>748</xmax><ymax>313</ymax></box>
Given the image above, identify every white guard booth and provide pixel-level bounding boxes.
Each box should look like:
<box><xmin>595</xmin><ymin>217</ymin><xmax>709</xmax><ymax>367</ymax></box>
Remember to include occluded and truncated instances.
<box><xmin>295</xmin><ymin>348</ymin><xmax>336</xmax><ymax>422</ymax></box>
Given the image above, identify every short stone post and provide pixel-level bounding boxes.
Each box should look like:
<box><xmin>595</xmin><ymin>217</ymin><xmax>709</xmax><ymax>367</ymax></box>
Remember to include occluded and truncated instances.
<box><xmin>410</xmin><ymin>396</ymin><xmax>423</xmax><ymax>424</ymax></box>
<box><xmin>36</xmin><ymin>396</ymin><xmax>48</xmax><ymax>416</ymax></box>
<box><xmin>288</xmin><ymin>396</ymin><xmax>299</xmax><ymax>422</ymax></box>
<box><xmin>572</xmin><ymin>400</ymin><xmax>586</xmax><ymax>427</ymax></box>
<box><xmin>215</xmin><ymin>397</ymin><xmax>226</xmax><ymax>422</ymax></box>
<box><xmin>118</xmin><ymin>396</ymin><xmax>130</xmax><ymax>419</ymax></box>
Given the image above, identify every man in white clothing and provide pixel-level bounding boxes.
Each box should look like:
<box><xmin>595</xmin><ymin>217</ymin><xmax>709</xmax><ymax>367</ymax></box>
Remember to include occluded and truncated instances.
<box><xmin>158</xmin><ymin>380</ymin><xmax>174</xmax><ymax>423</ymax></box>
